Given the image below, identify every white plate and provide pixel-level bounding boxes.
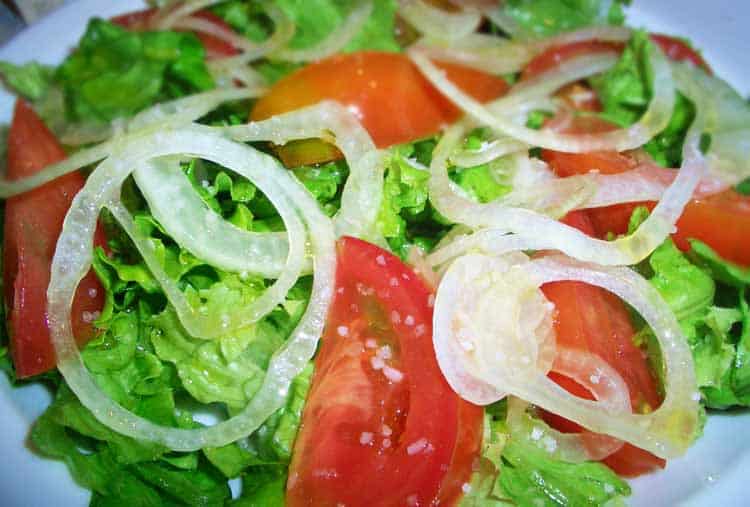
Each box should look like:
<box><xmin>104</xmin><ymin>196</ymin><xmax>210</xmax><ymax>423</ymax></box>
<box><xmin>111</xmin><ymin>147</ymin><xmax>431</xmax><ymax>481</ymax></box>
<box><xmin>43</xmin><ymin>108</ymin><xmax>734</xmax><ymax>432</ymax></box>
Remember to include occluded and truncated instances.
<box><xmin>0</xmin><ymin>1</ymin><xmax>747</xmax><ymax>506</ymax></box>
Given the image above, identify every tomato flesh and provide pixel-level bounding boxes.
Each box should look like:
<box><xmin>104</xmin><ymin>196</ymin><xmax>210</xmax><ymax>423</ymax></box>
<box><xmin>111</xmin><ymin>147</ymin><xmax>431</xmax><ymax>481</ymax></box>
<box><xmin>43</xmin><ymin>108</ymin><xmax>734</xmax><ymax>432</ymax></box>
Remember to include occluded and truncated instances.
<box><xmin>287</xmin><ymin>237</ymin><xmax>482</xmax><ymax>506</ymax></box>
<box><xmin>111</xmin><ymin>8</ymin><xmax>240</xmax><ymax>59</ymax></box>
<box><xmin>251</xmin><ymin>51</ymin><xmax>508</xmax><ymax>166</ymax></box>
<box><xmin>4</xmin><ymin>101</ymin><xmax>105</xmax><ymax>378</ymax></box>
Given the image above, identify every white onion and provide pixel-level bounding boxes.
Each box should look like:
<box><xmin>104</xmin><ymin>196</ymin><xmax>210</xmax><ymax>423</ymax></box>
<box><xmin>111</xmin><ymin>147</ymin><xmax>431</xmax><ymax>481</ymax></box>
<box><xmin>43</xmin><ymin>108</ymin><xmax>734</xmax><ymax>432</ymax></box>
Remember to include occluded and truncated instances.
<box><xmin>272</xmin><ymin>0</ymin><xmax>373</xmax><ymax>63</ymax></box>
<box><xmin>412</xmin><ymin>26</ymin><xmax>628</xmax><ymax>75</ymax></box>
<box><xmin>398</xmin><ymin>0</ymin><xmax>482</xmax><ymax>41</ymax></box>
<box><xmin>155</xmin><ymin>0</ymin><xmax>224</xmax><ymax>30</ymax></box>
<box><xmin>672</xmin><ymin>61</ymin><xmax>750</xmax><ymax>187</ymax></box>
<box><xmin>428</xmin><ymin>101</ymin><xmax>705</xmax><ymax>265</ymax></box>
<box><xmin>409</xmin><ymin>45</ymin><xmax>674</xmax><ymax>153</ymax></box>
<box><xmin>224</xmin><ymin>101</ymin><xmax>384</xmax><ymax>243</ymax></box>
<box><xmin>133</xmin><ymin>157</ymin><xmax>305</xmax><ymax>279</ymax></box>
<box><xmin>0</xmin><ymin>87</ymin><xmax>264</xmax><ymax>196</ymax></box>
<box><xmin>506</xmin><ymin>384</ymin><xmax>625</xmax><ymax>463</ymax></box>
<box><xmin>433</xmin><ymin>252</ymin><xmax>556</xmax><ymax>406</ymax></box>
<box><xmin>206</xmin><ymin>4</ymin><xmax>295</xmax><ymax>74</ymax></box>
<box><xmin>434</xmin><ymin>252</ymin><xmax>698</xmax><ymax>458</ymax></box>
<box><xmin>47</xmin><ymin>127</ymin><xmax>336</xmax><ymax>450</ymax></box>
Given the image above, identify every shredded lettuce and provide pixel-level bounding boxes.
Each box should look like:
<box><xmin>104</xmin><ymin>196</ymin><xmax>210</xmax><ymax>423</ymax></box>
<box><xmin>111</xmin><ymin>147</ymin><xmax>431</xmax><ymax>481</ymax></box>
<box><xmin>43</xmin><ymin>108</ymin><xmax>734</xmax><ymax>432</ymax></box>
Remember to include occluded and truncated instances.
<box><xmin>56</xmin><ymin>19</ymin><xmax>213</xmax><ymax>122</ymax></box>
<box><xmin>498</xmin><ymin>0</ymin><xmax>629</xmax><ymax>39</ymax></box>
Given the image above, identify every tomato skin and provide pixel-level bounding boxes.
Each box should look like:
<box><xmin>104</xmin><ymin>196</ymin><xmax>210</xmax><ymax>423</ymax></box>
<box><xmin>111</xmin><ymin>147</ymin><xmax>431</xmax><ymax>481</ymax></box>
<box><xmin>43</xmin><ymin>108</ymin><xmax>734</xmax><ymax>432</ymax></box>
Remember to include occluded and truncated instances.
<box><xmin>251</xmin><ymin>52</ymin><xmax>509</xmax><ymax>151</ymax></box>
<box><xmin>650</xmin><ymin>34</ymin><xmax>711</xmax><ymax>73</ymax></box>
<box><xmin>111</xmin><ymin>8</ymin><xmax>240</xmax><ymax>59</ymax></box>
<box><xmin>287</xmin><ymin>237</ymin><xmax>482</xmax><ymax>506</ymax></box>
<box><xmin>4</xmin><ymin>101</ymin><xmax>105</xmax><ymax>378</ymax></box>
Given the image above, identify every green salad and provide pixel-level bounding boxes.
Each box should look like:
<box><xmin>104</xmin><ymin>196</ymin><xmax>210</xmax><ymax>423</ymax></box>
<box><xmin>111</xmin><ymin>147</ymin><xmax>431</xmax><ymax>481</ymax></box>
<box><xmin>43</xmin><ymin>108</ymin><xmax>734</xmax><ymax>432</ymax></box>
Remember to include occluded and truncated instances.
<box><xmin>1</xmin><ymin>1</ymin><xmax>749</xmax><ymax>506</ymax></box>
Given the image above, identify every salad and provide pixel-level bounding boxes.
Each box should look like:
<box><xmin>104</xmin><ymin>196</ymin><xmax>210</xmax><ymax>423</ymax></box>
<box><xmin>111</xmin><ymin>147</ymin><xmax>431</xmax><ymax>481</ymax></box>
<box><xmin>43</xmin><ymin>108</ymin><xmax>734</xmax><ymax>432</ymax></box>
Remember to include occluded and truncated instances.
<box><xmin>1</xmin><ymin>0</ymin><xmax>749</xmax><ymax>505</ymax></box>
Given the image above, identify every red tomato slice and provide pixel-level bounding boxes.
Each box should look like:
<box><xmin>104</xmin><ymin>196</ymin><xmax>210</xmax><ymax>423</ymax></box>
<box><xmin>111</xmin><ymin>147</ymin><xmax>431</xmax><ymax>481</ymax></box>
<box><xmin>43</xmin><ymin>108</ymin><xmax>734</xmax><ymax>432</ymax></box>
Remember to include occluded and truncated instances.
<box><xmin>650</xmin><ymin>34</ymin><xmax>711</xmax><ymax>73</ymax></box>
<box><xmin>111</xmin><ymin>8</ymin><xmax>240</xmax><ymax>59</ymax></box>
<box><xmin>287</xmin><ymin>237</ymin><xmax>482</xmax><ymax>506</ymax></box>
<box><xmin>4</xmin><ymin>101</ymin><xmax>105</xmax><ymax>378</ymax></box>
<box><xmin>251</xmin><ymin>51</ymin><xmax>508</xmax><ymax>164</ymax></box>
<box><xmin>536</xmin><ymin>211</ymin><xmax>666</xmax><ymax>477</ymax></box>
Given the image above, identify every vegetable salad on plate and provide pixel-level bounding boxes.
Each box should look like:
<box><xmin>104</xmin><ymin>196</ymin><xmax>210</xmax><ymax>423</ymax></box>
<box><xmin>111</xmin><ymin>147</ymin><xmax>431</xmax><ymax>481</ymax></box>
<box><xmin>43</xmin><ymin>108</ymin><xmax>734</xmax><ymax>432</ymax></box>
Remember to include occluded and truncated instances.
<box><xmin>1</xmin><ymin>0</ymin><xmax>749</xmax><ymax>505</ymax></box>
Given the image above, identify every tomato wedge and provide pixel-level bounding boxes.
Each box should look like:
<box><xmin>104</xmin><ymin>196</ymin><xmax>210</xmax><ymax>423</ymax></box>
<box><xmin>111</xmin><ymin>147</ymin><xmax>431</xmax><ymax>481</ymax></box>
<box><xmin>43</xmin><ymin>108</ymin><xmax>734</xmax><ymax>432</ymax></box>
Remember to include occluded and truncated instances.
<box><xmin>538</xmin><ymin>211</ymin><xmax>665</xmax><ymax>477</ymax></box>
<box><xmin>111</xmin><ymin>8</ymin><xmax>240</xmax><ymax>59</ymax></box>
<box><xmin>251</xmin><ymin>51</ymin><xmax>508</xmax><ymax>166</ymax></box>
<box><xmin>4</xmin><ymin>101</ymin><xmax>105</xmax><ymax>378</ymax></box>
<box><xmin>287</xmin><ymin>237</ymin><xmax>482</xmax><ymax>506</ymax></box>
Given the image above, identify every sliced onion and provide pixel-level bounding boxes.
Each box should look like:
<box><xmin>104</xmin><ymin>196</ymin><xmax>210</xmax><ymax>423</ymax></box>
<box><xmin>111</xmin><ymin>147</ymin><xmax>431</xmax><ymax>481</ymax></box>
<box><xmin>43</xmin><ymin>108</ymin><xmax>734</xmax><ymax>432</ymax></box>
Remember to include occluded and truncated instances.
<box><xmin>672</xmin><ymin>61</ymin><xmax>750</xmax><ymax>187</ymax></box>
<box><xmin>224</xmin><ymin>101</ymin><xmax>384</xmax><ymax>243</ymax></box>
<box><xmin>156</xmin><ymin>0</ymin><xmax>225</xmax><ymax>30</ymax></box>
<box><xmin>506</xmin><ymin>385</ymin><xmax>625</xmax><ymax>463</ymax></box>
<box><xmin>409</xmin><ymin>45</ymin><xmax>674</xmax><ymax>153</ymax></box>
<box><xmin>398</xmin><ymin>0</ymin><xmax>482</xmax><ymax>41</ymax></box>
<box><xmin>450</xmin><ymin>136</ymin><xmax>528</xmax><ymax>168</ymax></box>
<box><xmin>435</xmin><ymin>252</ymin><xmax>699</xmax><ymax>458</ymax></box>
<box><xmin>0</xmin><ymin>87</ymin><xmax>263</xmax><ymax>197</ymax></box>
<box><xmin>133</xmin><ymin>157</ymin><xmax>304</xmax><ymax>279</ymax></box>
<box><xmin>272</xmin><ymin>0</ymin><xmax>373</xmax><ymax>63</ymax></box>
<box><xmin>489</xmin><ymin>52</ymin><xmax>619</xmax><ymax>115</ymax></box>
<box><xmin>47</xmin><ymin>127</ymin><xmax>336</xmax><ymax>450</ymax></box>
<box><xmin>413</xmin><ymin>26</ymin><xmax>629</xmax><ymax>75</ymax></box>
<box><xmin>433</xmin><ymin>252</ymin><xmax>556</xmax><ymax>405</ymax></box>
<box><xmin>428</xmin><ymin>100</ymin><xmax>705</xmax><ymax>265</ymax></box>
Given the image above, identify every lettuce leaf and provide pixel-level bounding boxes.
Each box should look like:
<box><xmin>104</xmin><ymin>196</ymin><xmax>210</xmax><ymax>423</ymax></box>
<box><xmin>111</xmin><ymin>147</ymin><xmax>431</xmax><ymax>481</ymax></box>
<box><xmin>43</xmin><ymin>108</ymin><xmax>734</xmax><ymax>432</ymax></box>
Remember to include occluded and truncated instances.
<box><xmin>461</xmin><ymin>402</ymin><xmax>630</xmax><ymax>506</ymax></box>
<box><xmin>590</xmin><ymin>31</ymin><xmax>696</xmax><ymax>167</ymax></box>
<box><xmin>640</xmin><ymin>235</ymin><xmax>750</xmax><ymax>409</ymax></box>
<box><xmin>56</xmin><ymin>19</ymin><xmax>213</xmax><ymax>122</ymax></box>
<box><xmin>377</xmin><ymin>140</ymin><xmax>453</xmax><ymax>257</ymax></box>
<box><xmin>498</xmin><ymin>0</ymin><xmax>629</xmax><ymax>39</ymax></box>
<box><xmin>273</xmin><ymin>0</ymin><xmax>399</xmax><ymax>53</ymax></box>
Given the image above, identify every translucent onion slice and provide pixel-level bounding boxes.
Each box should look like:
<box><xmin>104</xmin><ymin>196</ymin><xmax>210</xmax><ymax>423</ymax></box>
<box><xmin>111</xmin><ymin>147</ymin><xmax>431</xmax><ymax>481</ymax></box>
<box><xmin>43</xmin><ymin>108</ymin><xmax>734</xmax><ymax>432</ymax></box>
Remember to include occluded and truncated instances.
<box><xmin>433</xmin><ymin>252</ymin><xmax>556</xmax><ymax>405</ymax></box>
<box><xmin>435</xmin><ymin>252</ymin><xmax>699</xmax><ymax>458</ymax></box>
<box><xmin>398</xmin><ymin>0</ymin><xmax>482</xmax><ymax>41</ymax></box>
<box><xmin>133</xmin><ymin>157</ymin><xmax>304</xmax><ymax>278</ymax></box>
<box><xmin>506</xmin><ymin>382</ymin><xmax>625</xmax><ymax>463</ymax></box>
<box><xmin>487</xmin><ymin>52</ymin><xmax>619</xmax><ymax>116</ymax></box>
<box><xmin>272</xmin><ymin>0</ymin><xmax>373</xmax><ymax>63</ymax></box>
<box><xmin>428</xmin><ymin>106</ymin><xmax>705</xmax><ymax>265</ymax></box>
<box><xmin>413</xmin><ymin>26</ymin><xmax>629</xmax><ymax>75</ymax></box>
<box><xmin>521</xmin><ymin>255</ymin><xmax>699</xmax><ymax>458</ymax></box>
<box><xmin>672</xmin><ymin>61</ymin><xmax>750</xmax><ymax>187</ymax></box>
<box><xmin>409</xmin><ymin>45</ymin><xmax>674</xmax><ymax>153</ymax></box>
<box><xmin>224</xmin><ymin>101</ymin><xmax>384</xmax><ymax>242</ymax></box>
<box><xmin>172</xmin><ymin>15</ymin><xmax>259</xmax><ymax>53</ymax></box>
<box><xmin>48</xmin><ymin>127</ymin><xmax>336</xmax><ymax>450</ymax></box>
<box><xmin>0</xmin><ymin>87</ymin><xmax>264</xmax><ymax>196</ymax></box>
